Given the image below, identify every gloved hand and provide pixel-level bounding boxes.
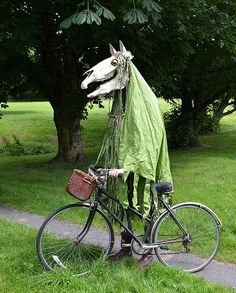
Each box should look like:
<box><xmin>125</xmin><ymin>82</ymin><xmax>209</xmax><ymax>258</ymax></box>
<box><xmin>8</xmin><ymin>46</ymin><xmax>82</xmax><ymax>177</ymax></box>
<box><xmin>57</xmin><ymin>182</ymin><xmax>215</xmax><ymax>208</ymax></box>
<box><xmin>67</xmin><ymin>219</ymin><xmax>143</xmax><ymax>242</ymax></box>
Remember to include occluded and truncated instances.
<box><xmin>109</xmin><ymin>169</ymin><xmax>124</xmax><ymax>177</ymax></box>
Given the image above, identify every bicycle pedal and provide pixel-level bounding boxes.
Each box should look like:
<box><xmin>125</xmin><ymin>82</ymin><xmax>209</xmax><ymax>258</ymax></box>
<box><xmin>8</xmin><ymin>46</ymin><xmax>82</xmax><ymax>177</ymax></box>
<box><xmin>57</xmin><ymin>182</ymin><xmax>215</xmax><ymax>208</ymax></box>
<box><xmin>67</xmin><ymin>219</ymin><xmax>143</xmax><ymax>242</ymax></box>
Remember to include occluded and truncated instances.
<box><xmin>159</xmin><ymin>245</ymin><xmax>169</xmax><ymax>250</ymax></box>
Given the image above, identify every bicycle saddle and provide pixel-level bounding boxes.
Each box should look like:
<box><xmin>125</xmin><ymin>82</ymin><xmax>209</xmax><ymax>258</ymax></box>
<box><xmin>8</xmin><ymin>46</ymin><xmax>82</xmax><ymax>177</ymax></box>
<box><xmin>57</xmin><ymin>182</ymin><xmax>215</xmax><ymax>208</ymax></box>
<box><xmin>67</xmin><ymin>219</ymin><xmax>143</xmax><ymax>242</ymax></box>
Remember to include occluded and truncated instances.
<box><xmin>155</xmin><ymin>182</ymin><xmax>173</xmax><ymax>194</ymax></box>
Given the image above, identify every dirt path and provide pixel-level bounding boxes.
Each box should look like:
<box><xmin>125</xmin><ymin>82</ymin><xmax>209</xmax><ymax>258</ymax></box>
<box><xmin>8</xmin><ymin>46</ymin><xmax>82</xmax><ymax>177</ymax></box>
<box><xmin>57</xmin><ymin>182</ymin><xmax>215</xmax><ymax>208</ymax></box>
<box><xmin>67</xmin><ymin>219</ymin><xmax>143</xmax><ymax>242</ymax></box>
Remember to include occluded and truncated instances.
<box><xmin>0</xmin><ymin>205</ymin><xmax>235</xmax><ymax>289</ymax></box>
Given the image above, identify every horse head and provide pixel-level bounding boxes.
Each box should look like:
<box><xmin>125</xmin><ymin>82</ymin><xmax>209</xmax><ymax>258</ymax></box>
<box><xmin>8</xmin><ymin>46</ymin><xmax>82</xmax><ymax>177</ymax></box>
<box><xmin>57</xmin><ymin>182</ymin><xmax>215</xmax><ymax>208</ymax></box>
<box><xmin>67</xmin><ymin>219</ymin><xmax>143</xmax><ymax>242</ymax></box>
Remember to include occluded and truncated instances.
<box><xmin>81</xmin><ymin>41</ymin><xmax>133</xmax><ymax>98</ymax></box>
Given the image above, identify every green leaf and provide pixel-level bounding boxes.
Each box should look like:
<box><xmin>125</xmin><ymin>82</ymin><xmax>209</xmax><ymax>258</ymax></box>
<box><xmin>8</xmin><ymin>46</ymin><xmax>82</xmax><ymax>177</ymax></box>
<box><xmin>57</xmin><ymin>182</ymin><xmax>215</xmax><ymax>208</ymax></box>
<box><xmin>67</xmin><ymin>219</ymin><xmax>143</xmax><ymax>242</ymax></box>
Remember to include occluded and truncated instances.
<box><xmin>123</xmin><ymin>10</ymin><xmax>133</xmax><ymax>22</ymax></box>
<box><xmin>128</xmin><ymin>10</ymin><xmax>137</xmax><ymax>24</ymax></box>
<box><xmin>73</xmin><ymin>10</ymin><xmax>87</xmax><ymax>25</ymax></box>
<box><xmin>64</xmin><ymin>9</ymin><xmax>101</xmax><ymax>26</ymax></box>
<box><xmin>136</xmin><ymin>9</ymin><xmax>148</xmax><ymax>23</ymax></box>
<box><xmin>95</xmin><ymin>6</ymin><xmax>115</xmax><ymax>21</ymax></box>
<box><xmin>60</xmin><ymin>14</ymin><xmax>76</xmax><ymax>29</ymax></box>
<box><xmin>124</xmin><ymin>10</ymin><xmax>137</xmax><ymax>24</ymax></box>
<box><xmin>96</xmin><ymin>7</ymin><xmax>103</xmax><ymax>17</ymax></box>
<box><xmin>123</xmin><ymin>9</ymin><xmax>148</xmax><ymax>24</ymax></box>
<box><xmin>86</xmin><ymin>11</ymin><xmax>101</xmax><ymax>25</ymax></box>
<box><xmin>102</xmin><ymin>8</ymin><xmax>115</xmax><ymax>21</ymax></box>
<box><xmin>86</xmin><ymin>11</ymin><xmax>93</xmax><ymax>24</ymax></box>
<box><xmin>142</xmin><ymin>0</ymin><xmax>162</xmax><ymax>12</ymax></box>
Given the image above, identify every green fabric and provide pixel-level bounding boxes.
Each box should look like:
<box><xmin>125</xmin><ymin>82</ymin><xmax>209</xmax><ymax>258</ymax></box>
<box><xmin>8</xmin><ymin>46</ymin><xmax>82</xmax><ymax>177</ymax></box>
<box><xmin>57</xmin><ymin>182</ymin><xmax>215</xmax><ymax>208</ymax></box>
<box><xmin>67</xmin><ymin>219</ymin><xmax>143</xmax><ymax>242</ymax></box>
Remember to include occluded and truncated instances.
<box><xmin>96</xmin><ymin>61</ymin><xmax>172</xmax><ymax>215</ymax></box>
<box><xmin>119</xmin><ymin>62</ymin><xmax>172</xmax><ymax>184</ymax></box>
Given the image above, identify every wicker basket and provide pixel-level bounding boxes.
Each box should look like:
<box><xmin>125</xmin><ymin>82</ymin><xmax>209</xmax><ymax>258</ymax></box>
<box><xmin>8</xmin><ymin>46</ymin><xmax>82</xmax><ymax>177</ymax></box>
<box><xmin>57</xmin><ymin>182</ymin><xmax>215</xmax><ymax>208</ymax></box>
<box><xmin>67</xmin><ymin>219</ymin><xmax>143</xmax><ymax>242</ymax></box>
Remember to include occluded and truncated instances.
<box><xmin>66</xmin><ymin>169</ymin><xmax>97</xmax><ymax>201</ymax></box>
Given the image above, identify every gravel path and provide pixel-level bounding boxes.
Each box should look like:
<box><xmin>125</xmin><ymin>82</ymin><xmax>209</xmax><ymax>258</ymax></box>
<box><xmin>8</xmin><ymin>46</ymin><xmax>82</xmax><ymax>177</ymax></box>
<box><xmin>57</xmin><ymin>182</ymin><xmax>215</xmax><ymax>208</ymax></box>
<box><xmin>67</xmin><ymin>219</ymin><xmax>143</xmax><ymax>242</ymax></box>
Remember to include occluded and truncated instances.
<box><xmin>0</xmin><ymin>205</ymin><xmax>236</xmax><ymax>289</ymax></box>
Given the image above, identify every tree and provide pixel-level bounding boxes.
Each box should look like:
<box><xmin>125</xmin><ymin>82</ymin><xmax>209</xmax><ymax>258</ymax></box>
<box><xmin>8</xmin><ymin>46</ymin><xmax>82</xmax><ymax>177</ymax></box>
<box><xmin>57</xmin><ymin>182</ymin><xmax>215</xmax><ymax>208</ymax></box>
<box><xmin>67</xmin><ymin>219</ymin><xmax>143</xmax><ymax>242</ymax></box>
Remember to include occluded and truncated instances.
<box><xmin>211</xmin><ymin>97</ymin><xmax>236</xmax><ymax>129</ymax></box>
<box><xmin>155</xmin><ymin>0</ymin><xmax>236</xmax><ymax>147</ymax></box>
<box><xmin>63</xmin><ymin>0</ymin><xmax>236</xmax><ymax>148</ymax></box>
<box><xmin>1</xmin><ymin>1</ymin><xmax>89</xmax><ymax>161</ymax></box>
<box><xmin>0</xmin><ymin>0</ymin><xmax>163</xmax><ymax>161</ymax></box>
<box><xmin>1</xmin><ymin>0</ymin><xmax>235</xmax><ymax>157</ymax></box>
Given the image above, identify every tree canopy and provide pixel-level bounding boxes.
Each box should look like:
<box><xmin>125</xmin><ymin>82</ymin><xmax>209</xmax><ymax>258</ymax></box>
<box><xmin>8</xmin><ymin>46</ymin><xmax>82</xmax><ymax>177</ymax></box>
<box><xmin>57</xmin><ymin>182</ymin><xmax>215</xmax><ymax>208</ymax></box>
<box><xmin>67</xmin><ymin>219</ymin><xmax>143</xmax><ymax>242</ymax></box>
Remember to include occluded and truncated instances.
<box><xmin>0</xmin><ymin>0</ymin><xmax>235</xmax><ymax>157</ymax></box>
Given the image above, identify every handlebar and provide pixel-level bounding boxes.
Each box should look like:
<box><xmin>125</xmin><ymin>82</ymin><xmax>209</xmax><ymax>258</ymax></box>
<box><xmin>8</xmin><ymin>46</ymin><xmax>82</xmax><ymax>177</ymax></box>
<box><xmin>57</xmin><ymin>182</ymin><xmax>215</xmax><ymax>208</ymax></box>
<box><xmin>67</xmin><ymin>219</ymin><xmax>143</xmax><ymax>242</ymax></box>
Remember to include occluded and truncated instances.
<box><xmin>88</xmin><ymin>165</ymin><xmax>123</xmax><ymax>178</ymax></box>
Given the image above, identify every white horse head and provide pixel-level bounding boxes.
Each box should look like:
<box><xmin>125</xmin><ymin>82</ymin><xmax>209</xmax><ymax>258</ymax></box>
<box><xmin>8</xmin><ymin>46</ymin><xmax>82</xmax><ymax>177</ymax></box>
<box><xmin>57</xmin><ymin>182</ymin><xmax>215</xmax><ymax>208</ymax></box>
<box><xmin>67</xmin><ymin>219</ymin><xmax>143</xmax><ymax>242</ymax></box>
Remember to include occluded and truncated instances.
<box><xmin>81</xmin><ymin>41</ymin><xmax>133</xmax><ymax>98</ymax></box>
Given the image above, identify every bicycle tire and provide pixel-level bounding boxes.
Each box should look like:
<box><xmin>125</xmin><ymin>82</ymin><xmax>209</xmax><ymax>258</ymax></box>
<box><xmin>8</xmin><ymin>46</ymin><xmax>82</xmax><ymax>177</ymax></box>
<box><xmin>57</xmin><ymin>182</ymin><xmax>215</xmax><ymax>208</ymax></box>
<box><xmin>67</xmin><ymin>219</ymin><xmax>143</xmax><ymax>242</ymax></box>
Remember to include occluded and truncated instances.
<box><xmin>36</xmin><ymin>203</ymin><xmax>114</xmax><ymax>276</ymax></box>
<box><xmin>152</xmin><ymin>202</ymin><xmax>221</xmax><ymax>273</ymax></box>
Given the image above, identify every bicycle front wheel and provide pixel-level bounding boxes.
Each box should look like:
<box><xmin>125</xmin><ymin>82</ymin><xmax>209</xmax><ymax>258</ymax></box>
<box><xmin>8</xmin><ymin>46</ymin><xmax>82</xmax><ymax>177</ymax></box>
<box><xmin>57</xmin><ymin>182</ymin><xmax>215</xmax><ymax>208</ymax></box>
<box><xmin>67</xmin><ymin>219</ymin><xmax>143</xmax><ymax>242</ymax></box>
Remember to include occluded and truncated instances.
<box><xmin>36</xmin><ymin>203</ymin><xmax>114</xmax><ymax>276</ymax></box>
<box><xmin>152</xmin><ymin>203</ymin><xmax>221</xmax><ymax>273</ymax></box>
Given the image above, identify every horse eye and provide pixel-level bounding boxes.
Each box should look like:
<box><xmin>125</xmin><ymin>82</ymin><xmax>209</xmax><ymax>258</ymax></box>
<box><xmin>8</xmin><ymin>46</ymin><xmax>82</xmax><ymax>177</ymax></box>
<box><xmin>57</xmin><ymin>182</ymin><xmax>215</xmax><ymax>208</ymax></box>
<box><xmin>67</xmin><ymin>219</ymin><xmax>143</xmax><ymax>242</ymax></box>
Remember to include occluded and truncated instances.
<box><xmin>111</xmin><ymin>59</ymin><xmax>118</xmax><ymax>66</ymax></box>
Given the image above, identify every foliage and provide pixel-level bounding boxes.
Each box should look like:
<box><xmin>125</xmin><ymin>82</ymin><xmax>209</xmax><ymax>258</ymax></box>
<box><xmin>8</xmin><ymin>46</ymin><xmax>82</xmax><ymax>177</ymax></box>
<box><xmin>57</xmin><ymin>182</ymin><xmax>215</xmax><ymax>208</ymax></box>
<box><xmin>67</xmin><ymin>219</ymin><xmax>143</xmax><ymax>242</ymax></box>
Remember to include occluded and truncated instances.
<box><xmin>60</xmin><ymin>1</ymin><xmax>115</xmax><ymax>28</ymax></box>
<box><xmin>164</xmin><ymin>103</ymin><xmax>196</xmax><ymax>148</ymax></box>
<box><xmin>156</xmin><ymin>0</ymin><xmax>236</xmax><ymax>146</ymax></box>
<box><xmin>60</xmin><ymin>0</ymin><xmax>162</xmax><ymax>28</ymax></box>
<box><xmin>164</xmin><ymin>103</ymin><xmax>220</xmax><ymax>147</ymax></box>
<box><xmin>0</xmin><ymin>0</ymin><xmax>235</xmax><ymax>156</ymax></box>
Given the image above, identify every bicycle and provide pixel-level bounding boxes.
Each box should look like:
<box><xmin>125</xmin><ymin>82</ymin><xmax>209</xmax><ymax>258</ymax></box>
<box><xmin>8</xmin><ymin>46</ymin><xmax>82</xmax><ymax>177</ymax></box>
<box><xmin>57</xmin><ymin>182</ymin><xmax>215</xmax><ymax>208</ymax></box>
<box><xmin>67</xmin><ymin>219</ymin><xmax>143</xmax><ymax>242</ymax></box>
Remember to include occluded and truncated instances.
<box><xmin>36</xmin><ymin>166</ymin><xmax>221</xmax><ymax>276</ymax></box>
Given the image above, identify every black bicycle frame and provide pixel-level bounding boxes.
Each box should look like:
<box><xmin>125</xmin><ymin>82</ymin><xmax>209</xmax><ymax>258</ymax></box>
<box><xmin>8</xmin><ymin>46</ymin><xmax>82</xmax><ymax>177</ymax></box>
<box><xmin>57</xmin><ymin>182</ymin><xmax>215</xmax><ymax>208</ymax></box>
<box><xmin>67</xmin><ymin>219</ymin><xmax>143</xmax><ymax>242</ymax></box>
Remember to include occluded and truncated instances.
<box><xmin>82</xmin><ymin>187</ymin><xmax>188</xmax><ymax>248</ymax></box>
<box><xmin>75</xmin><ymin>201</ymin><xmax>99</xmax><ymax>243</ymax></box>
<box><xmin>98</xmin><ymin>188</ymin><xmax>150</xmax><ymax>246</ymax></box>
<box><xmin>159</xmin><ymin>197</ymin><xmax>188</xmax><ymax>235</ymax></box>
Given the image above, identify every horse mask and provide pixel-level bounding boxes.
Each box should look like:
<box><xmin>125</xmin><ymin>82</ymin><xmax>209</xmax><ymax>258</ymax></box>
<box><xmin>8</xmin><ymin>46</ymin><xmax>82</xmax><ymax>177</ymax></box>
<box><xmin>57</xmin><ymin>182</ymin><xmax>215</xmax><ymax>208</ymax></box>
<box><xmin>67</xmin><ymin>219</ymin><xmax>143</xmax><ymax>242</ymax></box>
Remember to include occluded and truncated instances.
<box><xmin>81</xmin><ymin>41</ymin><xmax>133</xmax><ymax>98</ymax></box>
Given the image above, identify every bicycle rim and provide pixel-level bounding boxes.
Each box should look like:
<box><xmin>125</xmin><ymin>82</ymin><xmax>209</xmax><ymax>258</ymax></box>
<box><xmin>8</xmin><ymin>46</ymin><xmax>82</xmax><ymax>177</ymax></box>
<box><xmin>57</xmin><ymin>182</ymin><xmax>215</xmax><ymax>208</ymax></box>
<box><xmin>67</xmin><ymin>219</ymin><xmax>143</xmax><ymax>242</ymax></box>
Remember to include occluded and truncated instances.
<box><xmin>37</xmin><ymin>203</ymin><xmax>114</xmax><ymax>276</ymax></box>
<box><xmin>152</xmin><ymin>203</ymin><xmax>220</xmax><ymax>273</ymax></box>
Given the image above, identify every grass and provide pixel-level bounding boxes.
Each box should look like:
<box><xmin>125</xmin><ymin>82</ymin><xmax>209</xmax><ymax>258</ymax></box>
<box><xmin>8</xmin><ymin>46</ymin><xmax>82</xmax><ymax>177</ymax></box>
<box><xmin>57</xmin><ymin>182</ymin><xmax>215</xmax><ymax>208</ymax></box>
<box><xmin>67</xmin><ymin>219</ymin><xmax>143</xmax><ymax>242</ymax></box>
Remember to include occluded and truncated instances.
<box><xmin>0</xmin><ymin>101</ymin><xmax>236</xmax><ymax>265</ymax></box>
<box><xmin>0</xmin><ymin>217</ymin><xmax>234</xmax><ymax>293</ymax></box>
<box><xmin>0</xmin><ymin>102</ymin><xmax>57</xmax><ymax>150</ymax></box>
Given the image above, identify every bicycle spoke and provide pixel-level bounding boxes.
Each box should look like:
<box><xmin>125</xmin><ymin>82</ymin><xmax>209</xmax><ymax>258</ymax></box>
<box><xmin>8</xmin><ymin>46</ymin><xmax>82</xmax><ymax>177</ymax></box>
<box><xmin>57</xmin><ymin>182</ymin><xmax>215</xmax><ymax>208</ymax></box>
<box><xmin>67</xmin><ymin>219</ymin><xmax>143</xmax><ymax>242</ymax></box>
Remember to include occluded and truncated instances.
<box><xmin>37</xmin><ymin>204</ymin><xmax>113</xmax><ymax>275</ymax></box>
<box><xmin>153</xmin><ymin>204</ymin><xmax>220</xmax><ymax>272</ymax></box>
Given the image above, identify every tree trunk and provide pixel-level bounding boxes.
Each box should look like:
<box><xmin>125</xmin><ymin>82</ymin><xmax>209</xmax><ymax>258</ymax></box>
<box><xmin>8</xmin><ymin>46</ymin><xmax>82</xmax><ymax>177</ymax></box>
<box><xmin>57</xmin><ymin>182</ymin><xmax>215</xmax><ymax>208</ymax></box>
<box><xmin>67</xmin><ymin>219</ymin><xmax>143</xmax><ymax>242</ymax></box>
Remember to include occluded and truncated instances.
<box><xmin>52</xmin><ymin>106</ymin><xmax>85</xmax><ymax>162</ymax></box>
<box><xmin>166</xmin><ymin>91</ymin><xmax>199</xmax><ymax>148</ymax></box>
<box><xmin>180</xmin><ymin>97</ymin><xmax>199</xmax><ymax>147</ymax></box>
<box><xmin>212</xmin><ymin>97</ymin><xmax>235</xmax><ymax>130</ymax></box>
<box><xmin>40</xmin><ymin>2</ymin><xmax>87</xmax><ymax>163</ymax></box>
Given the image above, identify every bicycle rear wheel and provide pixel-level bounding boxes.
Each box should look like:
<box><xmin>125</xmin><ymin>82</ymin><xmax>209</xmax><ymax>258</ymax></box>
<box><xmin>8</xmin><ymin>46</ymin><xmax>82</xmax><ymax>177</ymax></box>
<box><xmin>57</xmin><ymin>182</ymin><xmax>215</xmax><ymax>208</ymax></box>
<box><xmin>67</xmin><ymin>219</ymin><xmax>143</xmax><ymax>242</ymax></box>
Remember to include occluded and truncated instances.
<box><xmin>152</xmin><ymin>203</ymin><xmax>221</xmax><ymax>273</ymax></box>
<box><xmin>36</xmin><ymin>203</ymin><xmax>114</xmax><ymax>276</ymax></box>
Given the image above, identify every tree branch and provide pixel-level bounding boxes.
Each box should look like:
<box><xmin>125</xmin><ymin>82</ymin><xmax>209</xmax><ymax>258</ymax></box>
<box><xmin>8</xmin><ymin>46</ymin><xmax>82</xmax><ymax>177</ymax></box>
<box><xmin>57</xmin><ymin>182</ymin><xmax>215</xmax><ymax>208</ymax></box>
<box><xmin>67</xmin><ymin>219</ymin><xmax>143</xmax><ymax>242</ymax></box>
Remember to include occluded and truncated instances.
<box><xmin>195</xmin><ymin>89</ymin><xmax>227</xmax><ymax>110</ymax></box>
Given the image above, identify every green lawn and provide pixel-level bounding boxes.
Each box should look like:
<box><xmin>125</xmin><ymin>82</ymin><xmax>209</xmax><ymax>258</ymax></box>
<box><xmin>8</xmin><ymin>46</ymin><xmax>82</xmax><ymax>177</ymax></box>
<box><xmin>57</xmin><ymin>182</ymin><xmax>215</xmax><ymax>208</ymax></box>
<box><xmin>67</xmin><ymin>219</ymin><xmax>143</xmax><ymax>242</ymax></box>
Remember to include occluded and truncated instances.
<box><xmin>0</xmin><ymin>102</ymin><xmax>57</xmax><ymax>150</ymax></box>
<box><xmin>0</xmin><ymin>217</ymin><xmax>233</xmax><ymax>293</ymax></box>
<box><xmin>0</xmin><ymin>101</ymin><xmax>236</xmax><ymax>266</ymax></box>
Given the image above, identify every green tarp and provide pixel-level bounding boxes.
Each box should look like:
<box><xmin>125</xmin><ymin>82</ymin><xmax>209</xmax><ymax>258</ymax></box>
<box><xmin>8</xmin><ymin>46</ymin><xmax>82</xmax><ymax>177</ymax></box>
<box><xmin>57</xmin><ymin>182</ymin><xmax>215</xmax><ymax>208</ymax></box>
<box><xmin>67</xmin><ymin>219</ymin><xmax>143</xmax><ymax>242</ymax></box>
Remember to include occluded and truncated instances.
<box><xmin>96</xmin><ymin>62</ymin><xmax>172</xmax><ymax>214</ymax></box>
<box><xmin>119</xmin><ymin>62</ymin><xmax>172</xmax><ymax>183</ymax></box>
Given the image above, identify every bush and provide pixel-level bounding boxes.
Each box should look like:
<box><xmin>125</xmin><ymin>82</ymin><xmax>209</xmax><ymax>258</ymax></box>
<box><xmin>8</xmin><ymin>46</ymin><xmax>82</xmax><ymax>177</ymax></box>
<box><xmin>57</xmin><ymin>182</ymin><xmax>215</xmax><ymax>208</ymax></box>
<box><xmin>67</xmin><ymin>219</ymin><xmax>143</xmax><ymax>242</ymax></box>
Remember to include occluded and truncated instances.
<box><xmin>198</xmin><ymin>105</ymin><xmax>219</xmax><ymax>135</ymax></box>
<box><xmin>164</xmin><ymin>103</ymin><xmax>219</xmax><ymax>148</ymax></box>
<box><xmin>0</xmin><ymin>135</ymin><xmax>52</xmax><ymax>156</ymax></box>
<box><xmin>163</xmin><ymin>103</ymin><xmax>196</xmax><ymax>148</ymax></box>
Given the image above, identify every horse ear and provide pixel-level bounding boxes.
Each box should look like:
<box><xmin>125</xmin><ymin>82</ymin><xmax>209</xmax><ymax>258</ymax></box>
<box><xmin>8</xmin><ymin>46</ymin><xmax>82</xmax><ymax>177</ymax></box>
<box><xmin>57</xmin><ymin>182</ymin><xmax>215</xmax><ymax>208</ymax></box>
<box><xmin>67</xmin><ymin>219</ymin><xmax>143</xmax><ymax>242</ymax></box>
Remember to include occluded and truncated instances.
<box><xmin>119</xmin><ymin>40</ymin><xmax>127</xmax><ymax>54</ymax></box>
<box><xmin>109</xmin><ymin>44</ymin><xmax>117</xmax><ymax>55</ymax></box>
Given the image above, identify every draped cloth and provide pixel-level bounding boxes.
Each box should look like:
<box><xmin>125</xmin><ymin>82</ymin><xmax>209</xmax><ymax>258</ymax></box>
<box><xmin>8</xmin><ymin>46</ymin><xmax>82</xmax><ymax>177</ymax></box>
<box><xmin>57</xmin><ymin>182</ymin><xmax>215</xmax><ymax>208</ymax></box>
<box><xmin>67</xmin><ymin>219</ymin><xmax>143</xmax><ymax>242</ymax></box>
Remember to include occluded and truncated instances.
<box><xmin>96</xmin><ymin>62</ymin><xmax>172</xmax><ymax>215</ymax></box>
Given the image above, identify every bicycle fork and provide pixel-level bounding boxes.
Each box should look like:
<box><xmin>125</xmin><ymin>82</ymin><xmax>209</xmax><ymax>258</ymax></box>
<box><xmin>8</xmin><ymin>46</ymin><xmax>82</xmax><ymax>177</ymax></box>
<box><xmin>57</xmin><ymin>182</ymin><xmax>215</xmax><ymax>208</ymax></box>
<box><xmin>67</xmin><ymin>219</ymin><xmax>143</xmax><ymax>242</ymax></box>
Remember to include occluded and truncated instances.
<box><xmin>74</xmin><ymin>202</ymin><xmax>98</xmax><ymax>245</ymax></box>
